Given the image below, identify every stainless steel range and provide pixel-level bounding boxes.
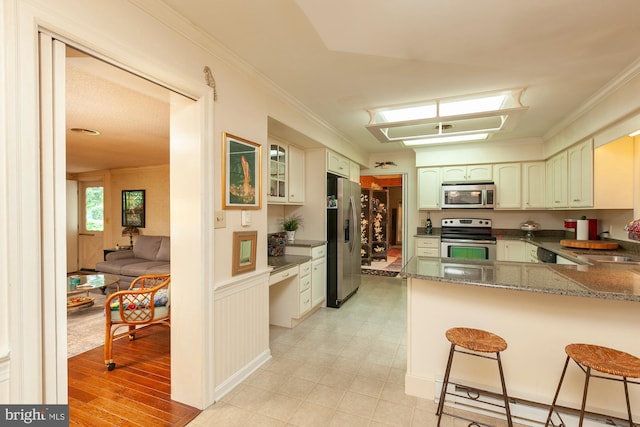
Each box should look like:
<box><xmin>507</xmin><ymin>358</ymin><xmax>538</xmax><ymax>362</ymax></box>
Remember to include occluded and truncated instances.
<box><xmin>440</xmin><ymin>218</ymin><xmax>496</xmax><ymax>260</ymax></box>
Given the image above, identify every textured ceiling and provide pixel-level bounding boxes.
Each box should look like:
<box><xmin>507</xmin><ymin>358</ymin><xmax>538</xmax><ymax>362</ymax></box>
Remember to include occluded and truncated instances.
<box><xmin>66</xmin><ymin>48</ymin><xmax>172</xmax><ymax>173</ymax></box>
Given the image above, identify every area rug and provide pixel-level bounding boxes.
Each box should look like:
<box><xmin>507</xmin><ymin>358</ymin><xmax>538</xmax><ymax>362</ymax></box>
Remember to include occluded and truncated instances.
<box><xmin>67</xmin><ymin>290</ymin><xmax>107</xmax><ymax>358</ymax></box>
<box><xmin>361</xmin><ymin>269</ymin><xmax>401</xmax><ymax>277</ymax></box>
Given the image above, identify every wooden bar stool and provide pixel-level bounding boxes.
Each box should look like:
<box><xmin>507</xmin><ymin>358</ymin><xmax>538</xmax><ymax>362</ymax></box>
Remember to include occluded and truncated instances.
<box><xmin>436</xmin><ymin>327</ymin><xmax>513</xmax><ymax>427</ymax></box>
<box><xmin>545</xmin><ymin>343</ymin><xmax>640</xmax><ymax>427</ymax></box>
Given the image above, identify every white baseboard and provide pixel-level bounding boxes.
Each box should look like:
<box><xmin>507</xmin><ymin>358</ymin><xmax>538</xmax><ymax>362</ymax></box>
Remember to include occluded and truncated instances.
<box><xmin>213</xmin><ymin>349</ymin><xmax>271</xmax><ymax>402</ymax></box>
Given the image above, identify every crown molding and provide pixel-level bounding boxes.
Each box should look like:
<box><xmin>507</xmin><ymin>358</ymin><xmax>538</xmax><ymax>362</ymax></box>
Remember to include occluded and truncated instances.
<box><xmin>544</xmin><ymin>56</ymin><xmax>640</xmax><ymax>141</ymax></box>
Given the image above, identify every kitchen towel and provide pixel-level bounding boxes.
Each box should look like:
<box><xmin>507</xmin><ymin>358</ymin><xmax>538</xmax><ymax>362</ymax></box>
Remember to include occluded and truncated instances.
<box><xmin>576</xmin><ymin>219</ymin><xmax>589</xmax><ymax>240</ymax></box>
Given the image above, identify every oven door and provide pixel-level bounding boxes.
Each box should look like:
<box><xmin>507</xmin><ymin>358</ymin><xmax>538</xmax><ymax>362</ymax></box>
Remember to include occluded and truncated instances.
<box><xmin>441</xmin><ymin>239</ymin><xmax>497</xmax><ymax>260</ymax></box>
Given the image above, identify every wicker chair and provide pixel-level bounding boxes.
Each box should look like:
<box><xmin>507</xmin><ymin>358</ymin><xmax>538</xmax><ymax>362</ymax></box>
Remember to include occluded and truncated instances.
<box><xmin>104</xmin><ymin>274</ymin><xmax>171</xmax><ymax>371</ymax></box>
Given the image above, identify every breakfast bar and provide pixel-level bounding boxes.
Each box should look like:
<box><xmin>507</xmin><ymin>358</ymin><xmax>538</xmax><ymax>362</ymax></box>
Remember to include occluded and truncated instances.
<box><xmin>402</xmin><ymin>256</ymin><xmax>640</xmax><ymax>422</ymax></box>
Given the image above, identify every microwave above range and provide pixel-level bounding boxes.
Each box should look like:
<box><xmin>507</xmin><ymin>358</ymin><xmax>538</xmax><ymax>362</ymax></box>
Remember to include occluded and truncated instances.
<box><xmin>441</xmin><ymin>182</ymin><xmax>496</xmax><ymax>209</ymax></box>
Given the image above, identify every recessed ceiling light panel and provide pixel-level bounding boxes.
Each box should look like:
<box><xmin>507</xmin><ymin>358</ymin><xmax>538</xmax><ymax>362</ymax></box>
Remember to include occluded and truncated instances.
<box><xmin>366</xmin><ymin>88</ymin><xmax>527</xmax><ymax>144</ymax></box>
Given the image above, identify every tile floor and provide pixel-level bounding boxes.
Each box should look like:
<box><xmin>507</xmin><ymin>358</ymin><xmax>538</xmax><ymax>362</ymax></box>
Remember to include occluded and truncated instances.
<box><xmin>187</xmin><ymin>275</ymin><xmax>507</xmax><ymax>427</ymax></box>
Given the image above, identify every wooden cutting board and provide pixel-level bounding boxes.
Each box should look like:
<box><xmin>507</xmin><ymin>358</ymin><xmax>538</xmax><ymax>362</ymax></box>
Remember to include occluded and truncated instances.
<box><xmin>560</xmin><ymin>239</ymin><xmax>619</xmax><ymax>250</ymax></box>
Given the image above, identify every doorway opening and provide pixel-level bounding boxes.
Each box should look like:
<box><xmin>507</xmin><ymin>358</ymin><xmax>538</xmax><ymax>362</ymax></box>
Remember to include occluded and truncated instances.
<box><xmin>360</xmin><ymin>174</ymin><xmax>404</xmax><ymax>276</ymax></box>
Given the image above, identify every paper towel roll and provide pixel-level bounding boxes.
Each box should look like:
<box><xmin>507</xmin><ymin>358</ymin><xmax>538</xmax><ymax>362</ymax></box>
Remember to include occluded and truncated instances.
<box><xmin>576</xmin><ymin>219</ymin><xmax>589</xmax><ymax>240</ymax></box>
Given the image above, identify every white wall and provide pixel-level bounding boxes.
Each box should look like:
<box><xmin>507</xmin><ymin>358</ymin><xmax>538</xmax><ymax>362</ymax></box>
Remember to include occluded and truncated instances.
<box><xmin>1</xmin><ymin>0</ymin><xmax>365</xmax><ymax>408</ymax></box>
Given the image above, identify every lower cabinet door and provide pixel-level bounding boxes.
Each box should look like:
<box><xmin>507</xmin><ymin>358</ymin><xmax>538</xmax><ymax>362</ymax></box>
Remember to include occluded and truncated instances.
<box><xmin>300</xmin><ymin>288</ymin><xmax>312</xmax><ymax>315</ymax></box>
<box><xmin>311</xmin><ymin>258</ymin><xmax>326</xmax><ymax>307</ymax></box>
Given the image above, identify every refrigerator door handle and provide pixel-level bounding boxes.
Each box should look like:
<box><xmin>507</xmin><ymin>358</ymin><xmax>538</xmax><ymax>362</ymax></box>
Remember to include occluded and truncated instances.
<box><xmin>344</xmin><ymin>218</ymin><xmax>350</xmax><ymax>243</ymax></box>
<box><xmin>347</xmin><ymin>196</ymin><xmax>356</xmax><ymax>253</ymax></box>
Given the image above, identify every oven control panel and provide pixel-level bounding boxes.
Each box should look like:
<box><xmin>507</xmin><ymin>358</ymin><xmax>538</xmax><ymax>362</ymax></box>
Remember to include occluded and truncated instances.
<box><xmin>441</xmin><ymin>218</ymin><xmax>492</xmax><ymax>228</ymax></box>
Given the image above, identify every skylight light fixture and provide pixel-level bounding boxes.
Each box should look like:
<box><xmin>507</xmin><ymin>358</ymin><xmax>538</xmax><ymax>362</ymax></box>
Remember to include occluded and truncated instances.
<box><xmin>379</xmin><ymin>104</ymin><xmax>436</xmax><ymax>123</ymax></box>
<box><xmin>402</xmin><ymin>133</ymin><xmax>489</xmax><ymax>146</ymax></box>
<box><xmin>629</xmin><ymin>129</ymin><xmax>640</xmax><ymax>137</ymax></box>
<box><xmin>366</xmin><ymin>88</ymin><xmax>527</xmax><ymax>146</ymax></box>
<box><xmin>439</xmin><ymin>94</ymin><xmax>506</xmax><ymax>116</ymax></box>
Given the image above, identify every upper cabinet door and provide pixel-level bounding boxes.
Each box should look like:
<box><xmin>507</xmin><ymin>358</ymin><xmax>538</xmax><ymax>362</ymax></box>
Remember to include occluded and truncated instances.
<box><xmin>522</xmin><ymin>162</ymin><xmax>546</xmax><ymax>209</ymax></box>
<box><xmin>288</xmin><ymin>145</ymin><xmax>305</xmax><ymax>204</ymax></box>
<box><xmin>441</xmin><ymin>166</ymin><xmax>466</xmax><ymax>182</ymax></box>
<box><xmin>417</xmin><ymin>168</ymin><xmax>441</xmax><ymax>210</ymax></box>
<box><xmin>442</xmin><ymin>164</ymin><xmax>492</xmax><ymax>182</ymax></box>
<box><xmin>568</xmin><ymin>139</ymin><xmax>593</xmax><ymax>208</ymax></box>
<box><xmin>268</xmin><ymin>143</ymin><xmax>287</xmax><ymax>203</ymax></box>
<box><xmin>493</xmin><ymin>163</ymin><xmax>521</xmax><ymax>209</ymax></box>
<box><xmin>327</xmin><ymin>151</ymin><xmax>350</xmax><ymax>177</ymax></box>
<box><xmin>466</xmin><ymin>164</ymin><xmax>492</xmax><ymax>181</ymax></box>
<box><xmin>546</xmin><ymin>151</ymin><xmax>568</xmax><ymax>208</ymax></box>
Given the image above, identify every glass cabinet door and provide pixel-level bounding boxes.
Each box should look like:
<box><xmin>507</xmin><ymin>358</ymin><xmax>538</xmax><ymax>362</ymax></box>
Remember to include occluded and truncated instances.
<box><xmin>269</xmin><ymin>144</ymin><xmax>287</xmax><ymax>200</ymax></box>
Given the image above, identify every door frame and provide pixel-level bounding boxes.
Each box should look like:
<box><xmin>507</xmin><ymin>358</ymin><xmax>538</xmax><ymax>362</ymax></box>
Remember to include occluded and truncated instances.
<box><xmin>359</xmin><ymin>172</ymin><xmax>409</xmax><ymax>266</ymax></box>
<box><xmin>35</xmin><ymin>29</ymin><xmax>215</xmax><ymax>408</ymax></box>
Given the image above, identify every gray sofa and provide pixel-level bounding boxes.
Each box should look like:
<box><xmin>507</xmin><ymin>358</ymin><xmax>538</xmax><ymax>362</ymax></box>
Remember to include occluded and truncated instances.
<box><xmin>96</xmin><ymin>235</ymin><xmax>170</xmax><ymax>288</ymax></box>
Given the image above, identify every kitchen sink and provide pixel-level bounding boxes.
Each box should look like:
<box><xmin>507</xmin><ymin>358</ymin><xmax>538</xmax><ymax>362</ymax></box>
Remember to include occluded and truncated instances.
<box><xmin>579</xmin><ymin>254</ymin><xmax>640</xmax><ymax>264</ymax></box>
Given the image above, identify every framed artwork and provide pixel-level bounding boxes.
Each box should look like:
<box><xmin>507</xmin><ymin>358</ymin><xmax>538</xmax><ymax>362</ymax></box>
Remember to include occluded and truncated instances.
<box><xmin>232</xmin><ymin>230</ymin><xmax>257</xmax><ymax>276</ymax></box>
<box><xmin>223</xmin><ymin>132</ymin><xmax>261</xmax><ymax>209</ymax></box>
<box><xmin>122</xmin><ymin>189</ymin><xmax>146</xmax><ymax>227</ymax></box>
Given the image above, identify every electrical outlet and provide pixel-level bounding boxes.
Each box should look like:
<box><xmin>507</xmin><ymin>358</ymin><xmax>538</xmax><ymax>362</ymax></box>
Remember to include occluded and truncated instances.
<box><xmin>214</xmin><ymin>211</ymin><xmax>226</xmax><ymax>229</ymax></box>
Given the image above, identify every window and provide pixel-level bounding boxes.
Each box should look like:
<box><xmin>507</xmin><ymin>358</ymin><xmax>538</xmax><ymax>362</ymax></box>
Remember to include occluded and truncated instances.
<box><xmin>84</xmin><ymin>186</ymin><xmax>104</xmax><ymax>231</ymax></box>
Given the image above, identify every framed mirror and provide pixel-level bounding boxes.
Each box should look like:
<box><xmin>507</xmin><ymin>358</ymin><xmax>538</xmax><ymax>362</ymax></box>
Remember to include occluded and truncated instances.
<box><xmin>232</xmin><ymin>230</ymin><xmax>257</xmax><ymax>276</ymax></box>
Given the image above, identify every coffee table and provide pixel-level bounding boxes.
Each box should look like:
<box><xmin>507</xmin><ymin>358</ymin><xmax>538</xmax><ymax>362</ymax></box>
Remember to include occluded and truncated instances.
<box><xmin>67</xmin><ymin>274</ymin><xmax>120</xmax><ymax>309</ymax></box>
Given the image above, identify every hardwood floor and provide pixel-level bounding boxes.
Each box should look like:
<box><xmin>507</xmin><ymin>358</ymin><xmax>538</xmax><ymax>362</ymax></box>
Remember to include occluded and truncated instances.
<box><xmin>68</xmin><ymin>326</ymin><xmax>201</xmax><ymax>426</ymax></box>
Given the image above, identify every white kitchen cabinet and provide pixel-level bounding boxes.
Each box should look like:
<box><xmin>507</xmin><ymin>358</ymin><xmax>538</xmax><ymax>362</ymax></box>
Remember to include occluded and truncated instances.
<box><xmin>286</xmin><ymin>243</ymin><xmax>327</xmax><ymax>308</ymax></box>
<box><xmin>442</xmin><ymin>164</ymin><xmax>492</xmax><ymax>182</ymax></box>
<box><xmin>568</xmin><ymin>139</ymin><xmax>593</xmax><ymax>208</ymax></box>
<box><xmin>268</xmin><ymin>143</ymin><xmax>305</xmax><ymax>204</ymax></box>
<box><xmin>349</xmin><ymin>161</ymin><xmax>360</xmax><ymax>183</ymax></box>
<box><xmin>288</xmin><ymin>145</ymin><xmax>305</xmax><ymax>204</ymax></box>
<box><xmin>268</xmin><ymin>143</ymin><xmax>287</xmax><ymax>203</ymax></box>
<box><xmin>415</xmin><ymin>236</ymin><xmax>440</xmax><ymax>257</ymax></box>
<box><xmin>327</xmin><ymin>150</ymin><xmax>350</xmax><ymax>177</ymax></box>
<box><xmin>493</xmin><ymin>163</ymin><xmax>521</xmax><ymax>209</ymax></box>
<box><xmin>496</xmin><ymin>240</ymin><xmax>525</xmax><ymax>262</ymax></box>
<box><xmin>522</xmin><ymin>162</ymin><xmax>546</xmax><ymax>209</ymax></box>
<box><xmin>546</xmin><ymin>151</ymin><xmax>568</xmax><ymax>208</ymax></box>
<box><xmin>269</xmin><ymin>260</ymin><xmax>315</xmax><ymax>328</ymax></box>
<box><xmin>417</xmin><ymin>167</ymin><xmax>441</xmax><ymax>210</ymax></box>
<box><xmin>299</xmin><ymin>261</ymin><xmax>312</xmax><ymax>315</ymax></box>
<box><xmin>311</xmin><ymin>256</ymin><xmax>326</xmax><ymax>307</ymax></box>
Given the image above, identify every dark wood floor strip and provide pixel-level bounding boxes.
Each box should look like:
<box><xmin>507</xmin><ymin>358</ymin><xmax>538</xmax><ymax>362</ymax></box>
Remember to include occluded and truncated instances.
<box><xmin>68</xmin><ymin>327</ymin><xmax>201</xmax><ymax>426</ymax></box>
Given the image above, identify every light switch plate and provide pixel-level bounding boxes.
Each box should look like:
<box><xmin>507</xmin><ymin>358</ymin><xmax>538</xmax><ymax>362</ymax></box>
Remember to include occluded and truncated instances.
<box><xmin>241</xmin><ymin>210</ymin><xmax>251</xmax><ymax>226</ymax></box>
<box><xmin>214</xmin><ymin>211</ymin><xmax>226</xmax><ymax>229</ymax></box>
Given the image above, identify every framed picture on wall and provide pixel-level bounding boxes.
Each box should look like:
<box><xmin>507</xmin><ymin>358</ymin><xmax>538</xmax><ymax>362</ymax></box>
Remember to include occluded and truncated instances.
<box><xmin>122</xmin><ymin>189</ymin><xmax>146</xmax><ymax>227</ymax></box>
<box><xmin>222</xmin><ymin>132</ymin><xmax>261</xmax><ymax>209</ymax></box>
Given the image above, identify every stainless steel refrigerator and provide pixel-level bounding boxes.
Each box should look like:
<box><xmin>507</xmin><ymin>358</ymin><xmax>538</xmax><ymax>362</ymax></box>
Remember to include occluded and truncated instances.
<box><xmin>326</xmin><ymin>174</ymin><xmax>361</xmax><ymax>308</ymax></box>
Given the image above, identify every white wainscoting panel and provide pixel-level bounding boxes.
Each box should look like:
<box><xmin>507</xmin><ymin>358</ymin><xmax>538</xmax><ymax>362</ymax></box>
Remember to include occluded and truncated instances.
<box><xmin>213</xmin><ymin>271</ymin><xmax>271</xmax><ymax>400</ymax></box>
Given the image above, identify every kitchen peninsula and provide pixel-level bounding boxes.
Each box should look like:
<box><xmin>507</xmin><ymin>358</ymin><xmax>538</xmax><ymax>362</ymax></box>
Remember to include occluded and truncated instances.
<box><xmin>402</xmin><ymin>256</ymin><xmax>640</xmax><ymax>422</ymax></box>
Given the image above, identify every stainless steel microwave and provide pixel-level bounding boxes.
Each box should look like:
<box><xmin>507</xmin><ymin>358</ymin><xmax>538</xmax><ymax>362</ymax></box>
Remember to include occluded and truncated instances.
<box><xmin>441</xmin><ymin>183</ymin><xmax>496</xmax><ymax>209</ymax></box>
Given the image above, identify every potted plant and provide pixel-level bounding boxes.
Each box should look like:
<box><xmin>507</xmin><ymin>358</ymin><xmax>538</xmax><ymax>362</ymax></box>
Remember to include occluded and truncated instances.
<box><xmin>281</xmin><ymin>214</ymin><xmax>303</xmax><ymax>241</ymax></box>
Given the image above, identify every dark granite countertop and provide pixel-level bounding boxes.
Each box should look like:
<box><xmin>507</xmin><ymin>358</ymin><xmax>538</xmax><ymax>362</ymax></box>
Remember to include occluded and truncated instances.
<box><xmin>401</xmin><ymin>256</ymin><xmax>640</xmax><ymax>302</ymax></box>
<box><xmin>268</xmin><ymin>254</ymin><xmax>312</xmax><ymax>273</ymax></box>
<box><xmin>285</xmin><ymin>239</ymin><xmax>327</xmax><ymax>248</ymax></box>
